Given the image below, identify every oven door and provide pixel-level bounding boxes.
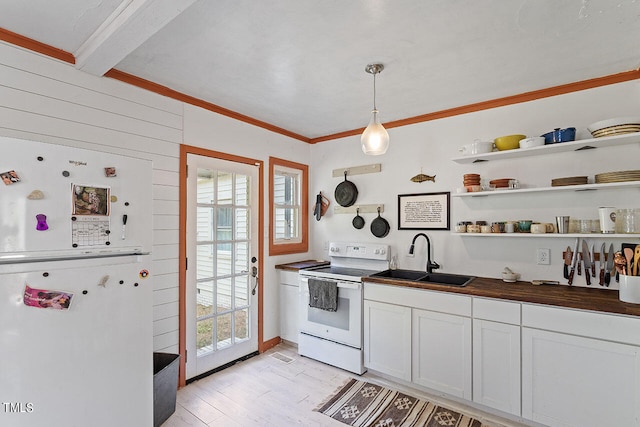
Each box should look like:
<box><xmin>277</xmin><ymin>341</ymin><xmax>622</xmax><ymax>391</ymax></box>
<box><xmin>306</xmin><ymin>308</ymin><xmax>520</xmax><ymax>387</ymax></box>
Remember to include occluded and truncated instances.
<box><xmin>299</xmin><ymin>276</ymin><xmax>362</xmax><ymax>348</ymax></box>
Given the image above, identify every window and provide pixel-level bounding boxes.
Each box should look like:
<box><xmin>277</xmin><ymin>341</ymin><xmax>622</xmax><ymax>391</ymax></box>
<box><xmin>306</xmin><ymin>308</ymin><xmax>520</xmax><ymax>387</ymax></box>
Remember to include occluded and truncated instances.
<box><xmin>269</xmin><ymin>157</ymin><xmax>308</xmax><ymax>255</ymax></box>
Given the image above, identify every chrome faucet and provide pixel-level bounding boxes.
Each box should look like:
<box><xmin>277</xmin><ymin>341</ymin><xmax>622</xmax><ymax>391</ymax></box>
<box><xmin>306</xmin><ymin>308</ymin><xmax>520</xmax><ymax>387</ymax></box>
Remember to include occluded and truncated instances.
<box><xmin>409</xmin><ymin>233</ymin><xmax>440</xmax><ymax>273</ymax></box>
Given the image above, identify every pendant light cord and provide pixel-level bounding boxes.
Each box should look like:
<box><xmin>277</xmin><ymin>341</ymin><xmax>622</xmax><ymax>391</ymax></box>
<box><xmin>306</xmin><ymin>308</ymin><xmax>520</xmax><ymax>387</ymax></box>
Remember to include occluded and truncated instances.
<box><xmin>372</xmin><ymin>71</ymin><xmax>377</xmax><ymax>110</ymax></box>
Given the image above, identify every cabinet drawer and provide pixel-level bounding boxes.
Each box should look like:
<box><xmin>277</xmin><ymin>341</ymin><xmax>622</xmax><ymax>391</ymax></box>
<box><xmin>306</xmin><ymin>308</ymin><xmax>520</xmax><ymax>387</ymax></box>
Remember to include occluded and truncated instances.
<box><xmin>364</xmin><ymin>282</ymin><xmax>471</xmax><ymax>316</ymax></box>
<box><xmin>522</xmin><ymin>303</ymin><xmax>640</xmax><ymax>346</ymax></box>
<box><xmin>473</xmin><ymin>297</ymin><xmax>520</xmax><ymax>325</ymax></box>
<box><xmin>279</xmin><ymin>270</ymin><xmax>299</xmax><ymax>286</ymax></box>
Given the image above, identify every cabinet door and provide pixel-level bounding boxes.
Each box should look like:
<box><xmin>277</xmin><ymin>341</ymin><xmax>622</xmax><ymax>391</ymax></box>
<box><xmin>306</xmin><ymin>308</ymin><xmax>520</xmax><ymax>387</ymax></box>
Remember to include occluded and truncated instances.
<box><xmin>523</xmin><ymin>327</ymin><xmax>640</xmax><ymax>426</ymax></box>
<box><xmin>412</xmin><ymin>308</ymin><xmax>472</xmax><ymax>399</ymax></box>
<box><xmin>472</xmin><ymin>319</ymin><xmax>521</xmax><ymax>416</ymax></box>
<box><xmin>363</xmin><ymin>300</ymin><xmax>411</xmax><ymax>381</ymax></box>
<box><xmin>279</xmin><ymin>283</ymin><xmax>299</xmax><ymax>343</ymax></box>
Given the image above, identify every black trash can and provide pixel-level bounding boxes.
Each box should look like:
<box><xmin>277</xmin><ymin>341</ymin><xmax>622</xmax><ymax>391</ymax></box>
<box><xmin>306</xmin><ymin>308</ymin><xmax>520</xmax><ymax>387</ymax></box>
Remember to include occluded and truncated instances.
<box><xmin>153</xmin><ymin>352</ymin><xmax>180</xmax><ymax>427</ymax></box>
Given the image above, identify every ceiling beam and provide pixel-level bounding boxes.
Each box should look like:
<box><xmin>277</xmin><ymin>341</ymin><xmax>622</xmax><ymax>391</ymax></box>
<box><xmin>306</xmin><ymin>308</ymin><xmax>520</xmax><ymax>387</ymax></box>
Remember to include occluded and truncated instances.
<box><xmin>74</xmin><ymin>0</ymin><xmax>196</xmax><ymax>76</ymax></box>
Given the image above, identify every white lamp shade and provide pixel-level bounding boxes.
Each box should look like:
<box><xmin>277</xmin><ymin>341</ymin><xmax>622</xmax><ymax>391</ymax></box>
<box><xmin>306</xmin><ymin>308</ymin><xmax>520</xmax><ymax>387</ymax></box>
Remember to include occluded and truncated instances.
<box><xmin>361</xmin><ymin>109</ymin><xmax>389</xmax><ymax>155</ymax></box>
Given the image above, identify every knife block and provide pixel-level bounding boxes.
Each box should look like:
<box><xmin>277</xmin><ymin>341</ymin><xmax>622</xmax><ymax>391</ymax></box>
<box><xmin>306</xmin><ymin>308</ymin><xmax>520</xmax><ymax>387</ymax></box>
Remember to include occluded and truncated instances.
<box><xmin>619</xmin><ymin>275</ymin><xmax>640</xmax><ymax>304</ymax></box>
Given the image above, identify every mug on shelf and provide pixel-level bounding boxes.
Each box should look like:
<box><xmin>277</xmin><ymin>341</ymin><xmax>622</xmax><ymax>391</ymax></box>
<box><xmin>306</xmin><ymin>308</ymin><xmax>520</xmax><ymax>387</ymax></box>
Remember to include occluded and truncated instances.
<box><xmin>455</xmin><ymin>224</ymin><xmax>467</xmax><ymax>233</ymax></box>
<box><xmin>467</xmin><ymin>224</ymin><xmax>481</xmax><ymax>233</ymax></box>
<box><xmin>518</xmin><ymin>220</ymin><xmax>532</xmax><ymax>233</ymax></box>
<box><xmin>598</xmin><ymin>207</ymin><xmax>616</xmax><ymax>233</ymax></box>
<box><xmin>531</xmin><ymin>223</ymin><xmax>547</xmax><ymax>234</ymax></box>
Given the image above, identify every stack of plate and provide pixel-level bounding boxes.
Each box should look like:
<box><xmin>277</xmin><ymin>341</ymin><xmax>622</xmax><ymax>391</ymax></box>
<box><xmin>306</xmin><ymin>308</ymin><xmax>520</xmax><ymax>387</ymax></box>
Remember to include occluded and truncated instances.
<box><xmin>463</xmin><ymin>173</ymin><xmax>481</xmax><ymax>192</ymax></box>
<box><xmin>591</xmin><ymin>125</ymin><xmax>640</xmax><ymax>138</ymax></box>
<box><xmin>463</xmin><ymin>173</ymin><xmax>480</xmax><ymax>186</ymax></box>
<box><xmin>595</xmin><ymin>170</ymin><xmax>640</xmax><ymax>183</ymax></box>
<box><xmin>588</xmin><ymin>117</ymin><xmax>640</xmax><ymax>138</ymax></box>
<box><xmin>489</xmin><ymin>178</ymin><xmax>513</xmax><ymax>188</ymax></box>
<box><xmin>551</xmin><ymin>176</ymin><xmax>588</xmax><ymax>187</ymax></box>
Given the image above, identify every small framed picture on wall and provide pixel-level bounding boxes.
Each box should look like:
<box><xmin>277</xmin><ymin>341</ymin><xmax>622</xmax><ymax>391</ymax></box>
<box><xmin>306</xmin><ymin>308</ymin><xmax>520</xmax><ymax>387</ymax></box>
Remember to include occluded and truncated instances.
<box><xmin>398</xmin><ymin>192</ymin><xmax>450</xmax><ymax>230</ymax></box>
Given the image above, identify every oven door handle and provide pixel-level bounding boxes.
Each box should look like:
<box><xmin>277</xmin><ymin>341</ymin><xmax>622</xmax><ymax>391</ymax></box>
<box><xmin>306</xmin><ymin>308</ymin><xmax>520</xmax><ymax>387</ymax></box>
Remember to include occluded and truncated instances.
<box><xmin>335</xmin><ymin>281</ymin><xmax>361</xmax><ymax>290</ymax></box>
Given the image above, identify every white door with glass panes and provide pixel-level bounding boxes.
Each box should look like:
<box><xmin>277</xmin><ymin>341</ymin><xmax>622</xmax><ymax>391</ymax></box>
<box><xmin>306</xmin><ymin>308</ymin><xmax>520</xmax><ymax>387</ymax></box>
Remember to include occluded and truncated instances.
<box><xmin>186</xmin><ymin>154</ymin><xmax>259</xmax><ymax>378</ymax></box>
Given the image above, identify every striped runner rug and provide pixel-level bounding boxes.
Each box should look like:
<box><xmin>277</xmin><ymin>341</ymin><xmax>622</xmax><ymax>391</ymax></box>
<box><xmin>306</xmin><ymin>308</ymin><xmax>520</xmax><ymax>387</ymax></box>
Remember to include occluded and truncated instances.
<box><xmin>315</xmin><ymin>378</ymin><xmax>485</xmax><ymax>427</ymax></box>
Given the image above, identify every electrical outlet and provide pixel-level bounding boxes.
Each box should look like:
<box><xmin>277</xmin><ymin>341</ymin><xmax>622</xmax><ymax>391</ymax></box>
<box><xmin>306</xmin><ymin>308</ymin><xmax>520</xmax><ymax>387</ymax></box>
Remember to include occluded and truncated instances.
<box><xmin>536</xmin><ymin>248</ymin><xmax>551</xmax><ymax>265</ymax></box>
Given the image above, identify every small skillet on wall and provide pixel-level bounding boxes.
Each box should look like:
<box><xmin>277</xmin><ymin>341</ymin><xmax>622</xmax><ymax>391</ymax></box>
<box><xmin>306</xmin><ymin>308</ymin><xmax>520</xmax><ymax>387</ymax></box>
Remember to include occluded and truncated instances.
<box><xmin>334</xmin><ymin>171</ymin><xmax>358</xmax><ymax>207</ymax></box>
<box><xmin>370</xmin><ymin>207</ymin><xmax>390</xmax><ymax>238</ymax></box>
<box><xmin>352</xmin><ymin>208</ymin><xmax>365</xmax><ymax>229</ymax></box>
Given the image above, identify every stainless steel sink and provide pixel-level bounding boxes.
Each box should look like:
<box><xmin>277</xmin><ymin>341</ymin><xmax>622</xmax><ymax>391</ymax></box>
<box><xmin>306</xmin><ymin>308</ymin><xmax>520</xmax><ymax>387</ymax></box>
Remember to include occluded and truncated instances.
<box><xmin>370</xmin><ymin>269</ymin><xmax>474</xmax><ymax>287</ymax></box>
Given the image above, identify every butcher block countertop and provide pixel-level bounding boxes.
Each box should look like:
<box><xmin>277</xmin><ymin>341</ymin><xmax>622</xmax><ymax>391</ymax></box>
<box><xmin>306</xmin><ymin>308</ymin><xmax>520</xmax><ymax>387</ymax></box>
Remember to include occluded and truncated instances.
<box><xmin>275</xmin><ymin>260</ymin><xmax>329</xmax><ymax>271</ymax></box>
<box><xmin>364</xmin><ymin>275</ymin><xmax>640</xmax><ymax>317</ymax></box>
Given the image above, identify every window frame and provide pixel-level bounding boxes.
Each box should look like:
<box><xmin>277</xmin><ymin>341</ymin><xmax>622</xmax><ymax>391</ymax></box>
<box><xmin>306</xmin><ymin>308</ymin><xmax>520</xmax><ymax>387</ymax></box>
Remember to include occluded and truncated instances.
<box><xmin>269</xmin><ymin>156</ymin><xmax>308</xmax><ymax>255</ymax></box>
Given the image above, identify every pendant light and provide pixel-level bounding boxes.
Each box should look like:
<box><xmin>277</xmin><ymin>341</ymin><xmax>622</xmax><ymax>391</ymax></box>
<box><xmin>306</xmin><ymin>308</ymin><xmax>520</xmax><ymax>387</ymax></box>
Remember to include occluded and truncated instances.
<box><xmin>361</xmin><ymin>63</ymin><xmax>389</xmax><ymax>155</ymax></box>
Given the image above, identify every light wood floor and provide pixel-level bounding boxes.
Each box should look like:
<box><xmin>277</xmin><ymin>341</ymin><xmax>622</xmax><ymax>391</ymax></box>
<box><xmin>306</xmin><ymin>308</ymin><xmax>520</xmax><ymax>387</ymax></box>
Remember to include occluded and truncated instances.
<box><xmin>162</xmin><ymin>343</ymin><xmax>533</xmax><ymax>427</ymax></box>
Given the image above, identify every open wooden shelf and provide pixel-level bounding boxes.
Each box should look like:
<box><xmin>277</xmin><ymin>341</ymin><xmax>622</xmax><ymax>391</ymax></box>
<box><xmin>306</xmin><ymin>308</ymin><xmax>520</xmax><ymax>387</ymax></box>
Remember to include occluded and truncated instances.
<box><xmin>451</xmin><ymin>132</ymin><xmax>640</xmax><ymax>164</ymax></box>
<box><xmin>452</xmin><ymin>180</ymin><xmax>640</xmax><ymax>198</ymax></box>
<box><xmin>452</xmin><ymin>233</ymin><xmax>640</xmax><ymax>239</ymax></box>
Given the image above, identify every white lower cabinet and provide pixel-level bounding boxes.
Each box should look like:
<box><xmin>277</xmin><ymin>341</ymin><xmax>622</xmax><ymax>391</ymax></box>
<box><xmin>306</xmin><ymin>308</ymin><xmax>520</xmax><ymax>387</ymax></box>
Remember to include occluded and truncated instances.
<box><xmin>364</xmin><ymin>284</ymin><xmax>640</xmax><ymax>426</ymax></box>
<box><xmin>363</xmin><ymin>283</ymin><xmax>471</xmax><ymax>396</ymax></box>
<box><xmin>412</xmin><ymin>308</ymin><xmax>472</xmax><ymax>399</ymax></box>
<box><xmin>522</xmin><ymin>304</ymin><xmax>640</xmax><ymax>427</ymax></box>
<box><xmin>472</xmin><ymin>319</ymin><xmax>521</xmax><ymax>415</ymax></box>
<box><xmin>363</xmin><ymin>299</ymin><xmax>412</xmax><ymax>381</ymax></box>
<box><xmin>472</xmin><ymin>298</ymin><xmax>521</xmax><ymax>416</ymax></box>
<box><xmin>279</xmin><ymin>270</ymin><xmax>299</xmax><ymax>343</ymax></box>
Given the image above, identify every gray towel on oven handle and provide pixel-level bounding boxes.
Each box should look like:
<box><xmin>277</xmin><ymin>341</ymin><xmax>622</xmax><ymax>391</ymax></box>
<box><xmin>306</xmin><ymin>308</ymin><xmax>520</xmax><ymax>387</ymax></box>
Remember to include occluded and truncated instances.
<box><xmin>307</xmin><ymin>278</ymin><xmax>338</xmax><ymax>312</ymax></box>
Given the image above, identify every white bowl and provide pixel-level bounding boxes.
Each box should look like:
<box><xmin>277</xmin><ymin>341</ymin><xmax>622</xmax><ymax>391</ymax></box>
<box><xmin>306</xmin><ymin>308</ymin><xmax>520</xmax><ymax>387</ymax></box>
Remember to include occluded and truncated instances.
<box><xmin>501</xmin><ymin>272</ymin><xmax>519</xmax><ymax>283</ymax></box>
<box><xmin>519</xmin><ymin>136</ymin><xmax>545</xmax><ymax>149</ymax></box>
<box><xmin>460</xmin><ymin>140</ymin><xmax>494</xmax><ymax>156</ymax></box>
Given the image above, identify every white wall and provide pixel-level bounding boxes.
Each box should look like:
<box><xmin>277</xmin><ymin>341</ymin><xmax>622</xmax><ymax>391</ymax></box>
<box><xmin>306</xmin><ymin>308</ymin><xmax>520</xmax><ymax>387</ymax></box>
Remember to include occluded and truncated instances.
<box><xmin>309</xmin><ymin>80</ymin><xmax>640</xmax><ymax>286</ymax></box>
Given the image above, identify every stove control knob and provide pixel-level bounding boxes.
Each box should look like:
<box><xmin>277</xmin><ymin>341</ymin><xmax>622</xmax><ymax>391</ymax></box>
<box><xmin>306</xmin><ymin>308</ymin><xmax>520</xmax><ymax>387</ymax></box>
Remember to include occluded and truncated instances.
<box><xmin>330</xmin><ymin>246</ymin><xmax>338</xmax><ymax>253</ymax></box>
<box><xmin>374</xmin><ymin>249</ymin><xmax>380</xmax><ymax>254</ymax></box>
<box><xmin>380</xmin><ymin>248</ymin><xmax>386</xmax><ymax>255</ymax></box>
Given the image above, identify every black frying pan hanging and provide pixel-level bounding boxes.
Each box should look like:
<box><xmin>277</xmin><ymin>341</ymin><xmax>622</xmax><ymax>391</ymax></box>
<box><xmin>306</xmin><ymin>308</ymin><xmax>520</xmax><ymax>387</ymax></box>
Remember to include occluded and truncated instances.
<box><xmin>352</xmin><ymin>208</ymin><xmax>365</xmax><ymax>229</ymax></box>
<box><xmin>334</xmin><ymin>171</ymin><xmax>358</xmax><ymax>207</ymax></box>
<box><xmin>370</xmin><ymin>207</ymin><xmax>390</xmax><ymax>238</ymax></box>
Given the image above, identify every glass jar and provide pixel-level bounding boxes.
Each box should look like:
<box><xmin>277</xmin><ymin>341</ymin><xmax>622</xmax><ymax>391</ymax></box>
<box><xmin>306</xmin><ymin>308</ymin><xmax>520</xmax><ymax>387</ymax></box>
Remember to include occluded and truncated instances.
<box><xmin>615</xmin><ymin>209</ymin><xmax>640</xmax><ymax>234</ymax></box>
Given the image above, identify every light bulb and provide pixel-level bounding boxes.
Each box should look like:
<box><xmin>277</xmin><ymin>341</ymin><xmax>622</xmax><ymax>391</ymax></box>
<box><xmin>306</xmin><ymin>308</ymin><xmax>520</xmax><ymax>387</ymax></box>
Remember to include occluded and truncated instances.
<box><xmin>361</xmin><ymin>109</ymin><xmax>389</xmax><ymax>155</ymax></box>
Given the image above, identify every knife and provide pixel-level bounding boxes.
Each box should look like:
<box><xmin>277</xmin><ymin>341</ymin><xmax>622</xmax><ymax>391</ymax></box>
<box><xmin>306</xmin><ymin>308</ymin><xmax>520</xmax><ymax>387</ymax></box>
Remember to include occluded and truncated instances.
<box><xmin>582</xmin><ymin>240</ymin><xmax>592</xmax><ymax>286</ymax></box>
<box><xmin>568</xmin><ymin>238</ymin><xmax>579</xmax><ymax>286</ymax></box>
<box><xmin>605</xmin><ymin>243</ymin><xmax>614</xmax><ymax>286</ymax></box>
<box><xmin>599</xmin><ymin>242</ymin><xmax>605</xmax><ymax>286</ymax></box>
<box><xmin>563</xmin><ymin>246</ymin><xmax>571</xmax><ymax>279</ymax></box>
<box><xmin>590</xmin><ymin>243</ymin><xmax>596</xmax><ymax>277</ymax></box>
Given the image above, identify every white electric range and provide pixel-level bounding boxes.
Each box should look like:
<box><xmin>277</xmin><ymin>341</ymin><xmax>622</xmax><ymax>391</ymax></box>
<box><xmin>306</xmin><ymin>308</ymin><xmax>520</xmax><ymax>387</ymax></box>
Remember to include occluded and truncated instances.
<box><xmin>298</xmin><ymin>241</ymin><xmax>390</xmax><ymax>374</ymax></box>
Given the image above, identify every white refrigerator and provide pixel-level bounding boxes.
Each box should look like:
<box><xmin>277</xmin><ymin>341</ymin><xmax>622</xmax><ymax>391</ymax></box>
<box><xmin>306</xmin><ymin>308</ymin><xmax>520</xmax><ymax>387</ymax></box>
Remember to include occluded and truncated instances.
<box><xmin>0</xmin><ymin>137</ymin><xmax>154</xmax><ymax>427</ymax></box>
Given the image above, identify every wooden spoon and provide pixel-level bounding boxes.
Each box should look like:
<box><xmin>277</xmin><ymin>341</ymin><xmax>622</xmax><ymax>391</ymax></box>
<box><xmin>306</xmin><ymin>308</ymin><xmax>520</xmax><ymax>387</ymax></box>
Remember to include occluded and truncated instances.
<box><xmin>634</xmin><ymin>245</ymin><xmax>640</xmax><ymax>276</ymax></box>
<box><xmin>624</xmin><ymin>247</ymin><xmax>634</xmax><ymax>276</ymax></box>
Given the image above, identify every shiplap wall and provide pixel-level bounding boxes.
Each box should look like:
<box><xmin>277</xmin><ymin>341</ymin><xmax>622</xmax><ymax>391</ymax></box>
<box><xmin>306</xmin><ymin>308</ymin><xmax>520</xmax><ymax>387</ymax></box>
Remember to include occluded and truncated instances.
<box><xmin>0</xmin><ymin>42</ymin><xmax>182</xmax><ymax>353</ymax></box>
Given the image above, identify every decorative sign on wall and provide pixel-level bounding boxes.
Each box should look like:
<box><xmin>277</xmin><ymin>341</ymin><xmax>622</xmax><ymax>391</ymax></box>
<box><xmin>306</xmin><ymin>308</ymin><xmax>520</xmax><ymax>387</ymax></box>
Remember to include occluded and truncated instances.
<box><xmin>398</xmin><ymin>192</ymin><xmax>450</xmax><ymax>230</ymax></box>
